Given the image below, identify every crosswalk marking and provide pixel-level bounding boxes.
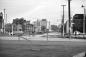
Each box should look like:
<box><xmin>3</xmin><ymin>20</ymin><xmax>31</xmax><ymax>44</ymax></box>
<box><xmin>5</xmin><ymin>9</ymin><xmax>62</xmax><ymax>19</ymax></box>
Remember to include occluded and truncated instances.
<box><xmin>0</xmin><ymin>36</ymin><xmax>26</xmax><ymax>40</ymax></box>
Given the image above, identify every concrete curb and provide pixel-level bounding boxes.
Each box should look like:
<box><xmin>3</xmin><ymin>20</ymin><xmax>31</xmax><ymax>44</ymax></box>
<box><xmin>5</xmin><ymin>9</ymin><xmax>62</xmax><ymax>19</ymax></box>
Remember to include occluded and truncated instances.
<box><xmin>0</xmin><ymin>36</ymin><xmax>86</xmax><ymax>42</ymax></box>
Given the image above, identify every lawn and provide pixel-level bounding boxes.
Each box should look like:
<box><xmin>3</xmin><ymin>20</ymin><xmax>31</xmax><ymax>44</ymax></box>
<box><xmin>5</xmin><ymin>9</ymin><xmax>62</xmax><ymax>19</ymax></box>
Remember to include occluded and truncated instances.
<box><xmin>0</xmin><ymin>40</ymin><xmax>86</xmax><ymax>57</ymax></box>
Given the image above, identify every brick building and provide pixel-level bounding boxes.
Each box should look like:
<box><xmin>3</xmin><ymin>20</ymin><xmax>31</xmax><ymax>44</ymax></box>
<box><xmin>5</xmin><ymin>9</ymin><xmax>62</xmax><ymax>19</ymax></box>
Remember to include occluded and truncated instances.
<box><xmin>24</xmin><ymin>21</ymin><xmax>35</xmax><ymax>34</ymax></box>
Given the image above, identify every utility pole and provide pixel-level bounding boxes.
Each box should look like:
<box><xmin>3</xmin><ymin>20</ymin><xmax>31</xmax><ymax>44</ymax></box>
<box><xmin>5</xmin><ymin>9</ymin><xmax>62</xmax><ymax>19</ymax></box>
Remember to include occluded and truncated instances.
<box><xmin>4</xmin><ymin>9</ymin><xmax>6</xmax><ymax>33</ymax></box>
<box><xmin>46</xmin><ymin>21</ymin><xmax>48</xmax><ymax>41</ymax></box>
<box><xmin>12</xmin><ymin>24</ymin><xmax>14</xmax><ymax>35</ymax></box>
<box><xmin>49</xmin><ymin>21</ymin><xmax>50</xmax><ymax>31</ymax></box>
<box><xmin>82</xmin><ymin>5</ymin><xmax>86</xmax><ymax>36</ymax></box>
<box><xmin>61</xmin><ymin>5</ymin><xmax>66</xmax><ymax>37</ymax></box>
<box><xmin>68</xmin><ymin>0</ymin><xmax>71</xmax><ymax>39</ymax></box>
<box><xmin>6</xmin><ymin>14</ymin><xmax>7</xmax><ymax>24</ymax></box>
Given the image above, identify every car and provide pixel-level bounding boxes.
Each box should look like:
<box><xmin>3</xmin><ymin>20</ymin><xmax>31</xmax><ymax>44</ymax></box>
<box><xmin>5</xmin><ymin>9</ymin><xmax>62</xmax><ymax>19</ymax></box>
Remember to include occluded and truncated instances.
<box><xmin>10</xmin><ymin>31</ymin><xmax>24</xmax><ymax>36</ymax></box>
<box><xmin>74</xmin><ymin>31</ymin><xmax>81</xmax><ymax>35</ymax></box>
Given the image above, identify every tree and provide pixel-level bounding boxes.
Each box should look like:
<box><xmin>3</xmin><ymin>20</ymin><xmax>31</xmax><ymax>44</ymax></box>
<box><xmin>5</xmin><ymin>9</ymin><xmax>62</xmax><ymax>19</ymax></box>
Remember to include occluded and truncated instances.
<box><xmin>13</xmin><ymin>18</ymin><xmax>26</xmax><ymax>25</ymax></box>
<box><xmin>13</xmin><ymin>17</ymin><xmax>26</xmax><ymax>31</ymax></box>
<box><xmin>41</xmin><ymin>26</ymin><xmax>46</xmax><ymax>33</ymax></box>
<box><xmin>5</xmin><ymin>23</ymin><xmax>12</xmax><ymax>32</ymax></box>
<box><xmin>51</xmin><ymin>25</ymin><xmax>59</xmax><ymax>32</ymax></box>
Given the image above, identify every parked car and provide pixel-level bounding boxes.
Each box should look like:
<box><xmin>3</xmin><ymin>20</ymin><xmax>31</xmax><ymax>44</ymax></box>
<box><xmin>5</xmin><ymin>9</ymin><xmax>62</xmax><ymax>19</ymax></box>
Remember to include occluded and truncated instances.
<box><xmin>10</xmin><ymin>31</ymin><xmax>24</xmax><ymax>36</ymax></box>
<box><xmin>74</xmin><ymin>31</ymin><xmax>81</xmax><ymax>35</ymax></box>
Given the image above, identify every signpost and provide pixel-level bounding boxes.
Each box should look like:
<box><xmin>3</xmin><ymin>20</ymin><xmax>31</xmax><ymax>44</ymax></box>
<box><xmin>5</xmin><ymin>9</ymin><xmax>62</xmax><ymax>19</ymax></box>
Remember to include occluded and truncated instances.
<box><xmin>46</xmin><ymin>29</ymin><xmax>49</xmax><ymax>41</ymax></box>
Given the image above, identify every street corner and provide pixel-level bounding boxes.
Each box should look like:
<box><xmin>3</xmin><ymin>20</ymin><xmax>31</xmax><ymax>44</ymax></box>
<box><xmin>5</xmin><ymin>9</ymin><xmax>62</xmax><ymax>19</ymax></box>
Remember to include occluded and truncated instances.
<box><xmin>73</xmin><ymin>52</ymin><xmax>86</xmax><ymax>57</ymax></box>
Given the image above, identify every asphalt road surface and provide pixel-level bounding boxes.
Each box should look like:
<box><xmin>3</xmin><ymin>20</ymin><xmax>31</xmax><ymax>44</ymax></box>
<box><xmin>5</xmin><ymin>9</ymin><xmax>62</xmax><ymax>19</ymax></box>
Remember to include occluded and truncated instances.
<box><xmin>0</xmin><ymin>40</ymin><xmax>86</xmax><ymax>57</ymax></box>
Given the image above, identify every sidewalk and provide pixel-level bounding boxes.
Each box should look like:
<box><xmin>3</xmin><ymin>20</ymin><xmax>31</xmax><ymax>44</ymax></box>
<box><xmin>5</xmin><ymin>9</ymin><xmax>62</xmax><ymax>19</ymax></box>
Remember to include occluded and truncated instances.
<box><xmin>20</xmin><ymin>35</ymin><xmax>86</xmax><ymax>42</ymax></box>
<box><xmin>0</xmin><ymin>34</ymin><xmax>86</xmax><ymax>42</ymax></box>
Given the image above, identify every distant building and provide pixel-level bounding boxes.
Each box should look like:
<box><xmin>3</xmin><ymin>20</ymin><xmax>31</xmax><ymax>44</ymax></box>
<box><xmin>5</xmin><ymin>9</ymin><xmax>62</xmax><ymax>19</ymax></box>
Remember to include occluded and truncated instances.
<box><xmin>16</xmin><ymin>24</ymin><xmax>22</xmax><ymax>31</ymax></box>
<box><xmin>40</xmin><ymin>19</ymin><xmax>47</xmax><ymax>32</ymax></box>
<box><xmin>33</xmin><ymin>19</ymin><xmax>47</xmax><ymax>33</ymax></box>
<box><xmin>33</xmin><ymin>20</ymin><xmax>41</xmax><ymax>33</ymax></box>
<box><xmin>24</xmin><ymin>21</ymin><xmax>35</xmax><ymax>34</ymax></box>
<box><xmin>40</xmin><ymin>19</ymin><xmax>47</xmax><ymax>26</ymax></box>
<box><xmin>12</xmin><ymin>24</ymin><xmax>22</xmax><ymax>32</ymax></box>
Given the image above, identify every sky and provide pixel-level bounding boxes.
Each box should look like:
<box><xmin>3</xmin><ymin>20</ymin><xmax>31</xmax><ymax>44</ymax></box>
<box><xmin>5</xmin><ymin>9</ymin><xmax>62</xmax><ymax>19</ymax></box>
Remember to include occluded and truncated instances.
<box><xmin>0</xmin><ymin>0</ymin><xmax>86</xmax><ymax>25</ymax></box>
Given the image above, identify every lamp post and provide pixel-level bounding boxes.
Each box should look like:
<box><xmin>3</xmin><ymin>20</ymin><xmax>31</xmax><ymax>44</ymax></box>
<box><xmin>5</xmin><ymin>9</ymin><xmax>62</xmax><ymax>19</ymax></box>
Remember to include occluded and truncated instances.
<box><xmin>81</xmin><ymin>5</ymin><xmax>85</xmax><ymax>36</ymax></box>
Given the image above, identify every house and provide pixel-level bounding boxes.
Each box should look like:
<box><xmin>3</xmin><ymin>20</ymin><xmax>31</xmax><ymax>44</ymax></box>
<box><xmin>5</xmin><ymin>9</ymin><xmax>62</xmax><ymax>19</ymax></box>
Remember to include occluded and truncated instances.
<box><xmin>13</xmin><ymin>24</ymin><xmax>22</xmax><ymax>31</ymax></box>
<box><xmin>10</xmin><ymin>24</ymin><xmax>23</xmax><ymax>35</ymax></box>
<box><xmin>16</xmin><ymin>24</ymin><xmax>22</xmax><ymax>31</ymax></box>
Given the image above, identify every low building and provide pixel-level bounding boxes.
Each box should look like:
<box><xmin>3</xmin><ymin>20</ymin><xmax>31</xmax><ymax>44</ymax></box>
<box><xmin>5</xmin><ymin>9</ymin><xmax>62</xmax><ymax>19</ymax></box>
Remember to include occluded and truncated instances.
<box><xmin>16</xmin><ymin>24</ymin><xmax>22</xmax><ymax>31</ymax></box>
<box><xmin>73</xmin><ymin>14</ymin><xmax>86</xmax><ymax>33</ymax></box>
<box><xmin>13</xmin><ymin>24</ymin><xmax>22</xmax><ymax>31</ymax></box>
<box><xmin>24</xmin><ymin>21</ymin><xmax>35</xmax><ymax>34</ymax></box>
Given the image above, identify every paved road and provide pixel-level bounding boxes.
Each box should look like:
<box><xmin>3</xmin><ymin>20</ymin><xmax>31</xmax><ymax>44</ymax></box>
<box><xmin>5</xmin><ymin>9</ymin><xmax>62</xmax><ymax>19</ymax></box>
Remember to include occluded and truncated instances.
<box><xmin>0</xmin><ymin>40</ymin><xmax>86</xmax><ymax>57</ymax></box>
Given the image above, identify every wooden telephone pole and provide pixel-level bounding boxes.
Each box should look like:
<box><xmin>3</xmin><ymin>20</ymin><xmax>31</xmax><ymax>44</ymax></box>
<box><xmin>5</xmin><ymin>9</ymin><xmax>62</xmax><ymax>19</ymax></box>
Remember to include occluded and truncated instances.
<box><xmin>82</xmin><ymin>5</ymin><xmax>86</xmax><ymax>37</ymax></box>
<box><xmin>3</xmin><ymin>9</ymin><xmax>6</xmax><ymax>33</ymax></box>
